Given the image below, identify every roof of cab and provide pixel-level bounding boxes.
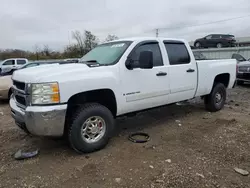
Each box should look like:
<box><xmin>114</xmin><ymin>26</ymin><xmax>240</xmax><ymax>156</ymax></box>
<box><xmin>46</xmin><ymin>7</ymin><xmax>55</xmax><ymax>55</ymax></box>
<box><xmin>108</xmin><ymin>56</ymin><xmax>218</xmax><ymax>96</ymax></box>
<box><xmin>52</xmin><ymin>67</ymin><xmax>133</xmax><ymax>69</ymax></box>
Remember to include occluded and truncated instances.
<box><xmin>111</xmin><ymin>37</ymin><xmax>187</xmax><ymax>43</ymax></box>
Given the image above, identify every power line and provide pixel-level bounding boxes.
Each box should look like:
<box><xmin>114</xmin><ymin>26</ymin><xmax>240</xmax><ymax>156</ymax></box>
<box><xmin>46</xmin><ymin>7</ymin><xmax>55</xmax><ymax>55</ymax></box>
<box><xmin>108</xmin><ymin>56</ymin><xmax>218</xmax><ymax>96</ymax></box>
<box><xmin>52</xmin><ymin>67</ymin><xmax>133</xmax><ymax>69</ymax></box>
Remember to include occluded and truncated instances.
<box><xmin>155</xmin><ymin>14</ymin><xmax>250</xmax><ymax>36</ymax></box>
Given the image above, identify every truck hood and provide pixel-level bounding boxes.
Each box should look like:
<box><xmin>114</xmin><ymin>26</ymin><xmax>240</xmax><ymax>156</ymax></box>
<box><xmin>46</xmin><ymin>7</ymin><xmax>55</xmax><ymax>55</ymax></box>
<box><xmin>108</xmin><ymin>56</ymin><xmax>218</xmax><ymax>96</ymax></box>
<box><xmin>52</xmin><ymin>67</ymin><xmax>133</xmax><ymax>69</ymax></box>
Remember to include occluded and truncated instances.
<box><xmin>238</xmin><ymin>61</ymin><xmax>250</xmax><ymax>66</ymax></box>
<box><xmin>12</xmin><ymin>63</ymin><xmax>91</xmax><ymax>83</ymax></box>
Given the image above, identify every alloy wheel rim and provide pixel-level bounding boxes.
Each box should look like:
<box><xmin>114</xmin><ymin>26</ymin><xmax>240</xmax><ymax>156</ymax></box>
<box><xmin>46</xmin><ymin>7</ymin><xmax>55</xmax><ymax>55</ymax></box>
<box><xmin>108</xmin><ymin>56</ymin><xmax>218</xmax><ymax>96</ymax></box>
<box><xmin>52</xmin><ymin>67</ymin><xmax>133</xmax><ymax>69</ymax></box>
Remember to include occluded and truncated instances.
<box><xmin>81</xmin><ymin>116</ymin><xmax>106</xmax><ymax>143</ymax></box>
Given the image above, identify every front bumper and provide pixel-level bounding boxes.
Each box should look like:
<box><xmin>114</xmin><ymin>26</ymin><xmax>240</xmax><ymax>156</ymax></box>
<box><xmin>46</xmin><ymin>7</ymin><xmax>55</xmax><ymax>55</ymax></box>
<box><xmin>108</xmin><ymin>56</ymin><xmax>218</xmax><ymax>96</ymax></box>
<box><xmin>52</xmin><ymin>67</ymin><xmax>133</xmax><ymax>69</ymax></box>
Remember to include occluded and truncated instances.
<box><xmin>237</xmin><ymin>72</ymin><xmax>250</xmax><ymax>82</ymax></box>
<box><xmin>10</xmin><ymin>97</ymin><xmax>67</xmax><ymax>136</ymax></box>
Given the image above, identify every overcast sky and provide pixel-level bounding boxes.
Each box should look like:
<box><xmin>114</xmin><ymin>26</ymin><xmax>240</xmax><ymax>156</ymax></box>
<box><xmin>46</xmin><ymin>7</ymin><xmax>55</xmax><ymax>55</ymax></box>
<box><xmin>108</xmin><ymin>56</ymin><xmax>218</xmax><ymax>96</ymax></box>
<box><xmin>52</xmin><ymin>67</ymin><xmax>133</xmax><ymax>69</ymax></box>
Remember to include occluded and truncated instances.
<box><xmin>1</xmin><ymin>0</ymin><xmax>250</xmax><ymax>51</ymax></box>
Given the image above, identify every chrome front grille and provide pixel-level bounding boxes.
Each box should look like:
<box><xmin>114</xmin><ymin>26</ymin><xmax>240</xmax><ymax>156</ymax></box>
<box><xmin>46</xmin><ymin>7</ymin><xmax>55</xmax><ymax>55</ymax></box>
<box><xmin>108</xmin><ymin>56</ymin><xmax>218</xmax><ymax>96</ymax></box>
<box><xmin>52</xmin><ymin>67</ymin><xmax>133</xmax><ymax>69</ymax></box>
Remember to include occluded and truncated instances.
<box><xmin>13</xmin><ymin>80</ymin><xmax>25</xmax><ymax>91</ymax></box>
<box><xmin>15</xmin><ymin>95</ymin><xmax>26</xmax><ymax>106</ymax></box>
<box><xmin>12</xmin><ymin>80</ymin><xmax>29</xmax><ymax>109</ymax></box>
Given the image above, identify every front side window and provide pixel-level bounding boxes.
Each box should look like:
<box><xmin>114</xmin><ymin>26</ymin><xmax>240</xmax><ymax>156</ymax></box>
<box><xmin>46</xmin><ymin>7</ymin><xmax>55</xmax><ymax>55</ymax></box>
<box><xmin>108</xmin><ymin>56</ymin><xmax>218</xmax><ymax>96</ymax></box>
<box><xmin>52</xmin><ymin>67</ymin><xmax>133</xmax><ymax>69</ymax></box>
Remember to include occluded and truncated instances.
<box><xmin>129</xmin><ymin>42</ymin><xmax>163</xmax><ymax>68</ymax></box>
<box><xmin>3</xmin><ymin>60</ymin><xmax>15</xmax><ymax>66</ymax></box>
<box><xmin>80</xmin><ymin>41</ymin><xmax>132</xmax><ymax>65</ymax></box>
<box><xmin>205</xmin><ymin>35</ymin><xmax>212</xmax><ymax>40</ymax></box>
<box><xmin>164</xmin><ymin>42</ymin><xmax>191</xmax><ymax>65</ymax></box>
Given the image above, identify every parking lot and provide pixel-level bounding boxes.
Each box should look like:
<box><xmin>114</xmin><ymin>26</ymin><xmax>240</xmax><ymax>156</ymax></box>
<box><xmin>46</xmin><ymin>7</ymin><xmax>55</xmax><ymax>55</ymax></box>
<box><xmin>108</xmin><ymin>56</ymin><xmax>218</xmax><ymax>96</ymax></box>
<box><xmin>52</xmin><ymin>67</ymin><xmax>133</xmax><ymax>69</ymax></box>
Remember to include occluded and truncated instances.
<box><xmin>0</xmin><ymin>86</ymin><xmax>250</xmax><ymax>188</ymax></box>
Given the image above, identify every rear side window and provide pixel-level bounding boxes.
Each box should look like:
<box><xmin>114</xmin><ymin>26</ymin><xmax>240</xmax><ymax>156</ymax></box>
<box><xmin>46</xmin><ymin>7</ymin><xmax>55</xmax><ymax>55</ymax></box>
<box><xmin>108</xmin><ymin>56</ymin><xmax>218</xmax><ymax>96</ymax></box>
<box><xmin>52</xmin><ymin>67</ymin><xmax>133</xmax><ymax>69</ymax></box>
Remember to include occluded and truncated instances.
<box><xmin>17</xmin><ymin>60</ymin><xmax>26</xmax><ymax>65</ymax></box>
<box><xmin>164</xmin><ymin>42</ymin><xmax>191</xmax><ymax>65</ymax></box>
<box><xmin>212</xmin><ymin>35</ymin><xmax>220</xmax><ymax>39</ymax></box>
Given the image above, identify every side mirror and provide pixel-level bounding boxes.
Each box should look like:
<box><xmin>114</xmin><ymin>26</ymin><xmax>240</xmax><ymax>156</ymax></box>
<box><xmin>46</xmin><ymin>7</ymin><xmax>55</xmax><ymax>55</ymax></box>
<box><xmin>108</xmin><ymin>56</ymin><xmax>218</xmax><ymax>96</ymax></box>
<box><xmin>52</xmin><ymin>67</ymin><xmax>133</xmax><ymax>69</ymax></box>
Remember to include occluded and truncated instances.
<box><xmin>139</xmin><ymin>51</ymin><xmax>153</xmax><ymax>69</ymax></box>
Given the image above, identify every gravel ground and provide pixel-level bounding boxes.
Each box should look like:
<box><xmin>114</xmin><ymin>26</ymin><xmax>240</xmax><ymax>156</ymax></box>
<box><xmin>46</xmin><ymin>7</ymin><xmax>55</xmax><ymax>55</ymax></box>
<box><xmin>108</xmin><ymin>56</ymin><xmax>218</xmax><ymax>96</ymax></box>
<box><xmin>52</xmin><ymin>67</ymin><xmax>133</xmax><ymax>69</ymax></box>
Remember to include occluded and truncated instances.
<box><xmin>0</xmin><ymin>86</ymin><xmax>250</xmax><ymax>188</ymax></box>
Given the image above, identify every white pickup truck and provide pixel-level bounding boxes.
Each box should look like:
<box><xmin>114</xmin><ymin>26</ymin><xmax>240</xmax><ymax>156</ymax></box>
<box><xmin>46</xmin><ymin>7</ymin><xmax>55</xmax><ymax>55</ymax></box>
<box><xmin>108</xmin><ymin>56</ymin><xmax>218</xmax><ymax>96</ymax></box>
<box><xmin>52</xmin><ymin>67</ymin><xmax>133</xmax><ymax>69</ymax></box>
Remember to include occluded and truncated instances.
<box><xmin>0</xmin><ymin>58</ymin><xmax>28</xmax><ymax>74</ymax></box>
<box><xmin>10</xmin><ymin>37</ymin><xmax>236</xmax><ymax>153</ymax></box>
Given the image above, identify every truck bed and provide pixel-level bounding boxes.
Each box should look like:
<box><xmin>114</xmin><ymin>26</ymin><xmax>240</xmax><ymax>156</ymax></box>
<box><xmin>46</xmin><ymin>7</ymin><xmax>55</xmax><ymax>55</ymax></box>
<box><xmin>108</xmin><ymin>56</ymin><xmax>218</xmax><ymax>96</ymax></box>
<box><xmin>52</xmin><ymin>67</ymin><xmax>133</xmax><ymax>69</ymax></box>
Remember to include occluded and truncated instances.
<box><xmin>195</xmin><ymin>59</ymin><xmax>236</xmax><ymax>97</ymax></box>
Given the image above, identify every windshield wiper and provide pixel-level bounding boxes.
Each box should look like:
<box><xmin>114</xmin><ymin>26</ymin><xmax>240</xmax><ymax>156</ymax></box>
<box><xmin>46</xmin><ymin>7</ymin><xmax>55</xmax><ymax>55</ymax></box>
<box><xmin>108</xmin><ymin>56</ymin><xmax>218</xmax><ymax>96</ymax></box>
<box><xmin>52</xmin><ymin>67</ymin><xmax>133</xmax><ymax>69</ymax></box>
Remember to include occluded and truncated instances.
<box><xmin>80</xmin><ymin>60</ymin><xmax>101</xmax><ymax>67</ymax></box>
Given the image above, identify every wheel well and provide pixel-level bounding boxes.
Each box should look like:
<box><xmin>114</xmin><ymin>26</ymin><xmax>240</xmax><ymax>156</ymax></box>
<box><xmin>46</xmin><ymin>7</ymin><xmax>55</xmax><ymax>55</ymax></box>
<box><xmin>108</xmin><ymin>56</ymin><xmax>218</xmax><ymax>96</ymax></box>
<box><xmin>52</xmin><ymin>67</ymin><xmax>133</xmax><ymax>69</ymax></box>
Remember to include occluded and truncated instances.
<box><xmin>214</xmin><ymin>73</ymin><xmax>230</xmax><ymax>88</ymax></box>
<box><xmin>64</xmin><ymin>89</ymin><xmax>117</xmax><ymax>135</ymax></box>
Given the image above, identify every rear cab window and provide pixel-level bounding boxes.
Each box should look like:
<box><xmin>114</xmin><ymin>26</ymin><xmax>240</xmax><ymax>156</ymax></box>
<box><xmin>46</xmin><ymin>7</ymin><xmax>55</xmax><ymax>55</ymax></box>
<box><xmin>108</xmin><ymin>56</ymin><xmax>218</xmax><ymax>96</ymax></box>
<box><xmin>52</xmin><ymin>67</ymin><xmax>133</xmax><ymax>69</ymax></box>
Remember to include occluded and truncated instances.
<box><xmin>163</xmin><ymin>41</ymin><xmax>191</xmax><ymax>65</ymax></box>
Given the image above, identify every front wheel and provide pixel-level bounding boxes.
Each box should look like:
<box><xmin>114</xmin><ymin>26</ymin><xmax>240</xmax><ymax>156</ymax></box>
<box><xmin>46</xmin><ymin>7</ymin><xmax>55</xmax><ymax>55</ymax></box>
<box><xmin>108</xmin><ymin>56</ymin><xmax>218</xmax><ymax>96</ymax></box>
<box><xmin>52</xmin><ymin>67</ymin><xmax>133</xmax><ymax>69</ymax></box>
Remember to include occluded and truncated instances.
<box><xmin>195</xmin><ymin>42</ymin><xmax>201</xmax><ymax>48</ymax></box>
<box><xmin>204</xmin><ymin>83</ymin><xmax>226</xmax><ymax>112</ymax></box>
<box><xmin>68</xmin><ymin>103</ymin><xmax>114</xmax><ymax>153</ymax></box>
<box><xmin>216</xmin><ymin>43</ymin><xmax>222</xmax><ymax>48</ymax></box>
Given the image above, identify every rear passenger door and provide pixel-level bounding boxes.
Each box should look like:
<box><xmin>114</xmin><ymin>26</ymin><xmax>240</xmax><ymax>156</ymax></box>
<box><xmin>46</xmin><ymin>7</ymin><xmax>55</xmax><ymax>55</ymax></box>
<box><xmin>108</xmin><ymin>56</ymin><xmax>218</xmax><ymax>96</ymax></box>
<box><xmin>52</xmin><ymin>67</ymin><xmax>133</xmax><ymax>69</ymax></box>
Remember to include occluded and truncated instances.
<box><xmin>210</xmin><ymin>35</ymin><xmax>221</xmax><ymax>47</ymax></box>
<box><xmin>16</xmin><ymin>59</ymin><xmax>27</xmax><ymax>68</ymax></box>
<box><xmin>163</xmin><ymin>41</ymin><xmax>197</xmax><ymax>103</ymax></box>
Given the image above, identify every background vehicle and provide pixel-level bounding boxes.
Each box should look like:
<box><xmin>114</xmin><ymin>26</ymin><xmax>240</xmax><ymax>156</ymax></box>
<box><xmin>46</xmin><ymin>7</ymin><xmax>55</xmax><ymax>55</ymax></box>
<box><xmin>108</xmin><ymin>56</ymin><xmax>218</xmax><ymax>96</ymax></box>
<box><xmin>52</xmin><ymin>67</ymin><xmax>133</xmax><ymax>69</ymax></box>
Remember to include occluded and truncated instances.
<box><xmin>0</xmin><ymin>58</ymin><xmax>28</xmax><ymax>74</ymax></box>
<box><xmin>64</xmin><ymin>58</ymin><xmax>80</xmax><ymax>63</ymax></box>
<box><xmin>18</xmin><ymin>60</ymin><xmax>75</xmax><ymax>69</ymax></box>
<box><xmin>194</xmin><ymin>34</ymin><xmax>236</xmax><ymax>48</ymax></box>
<box><xmin>232</xmin><ymin>53</ymin><xmax>249</xmax><ymax>63</ymax></box>
<box><xmin>10</xmin><ymin>37</ymin><xmax>236</xmax><ymax>153</ymax></box>
<box><xmin>0</xmin><ymin>69</ymin><xmax>14</xmax><ymax>100</ymax></box>
<box><xmin>0</xmin><ymin>60</ymin><xmax>74</xmax><ymax>100</ymax></box>
<box><xmin>232</xmin><ymin>53</ymin><xmax>250</xmax><ymax>85</ymax></box>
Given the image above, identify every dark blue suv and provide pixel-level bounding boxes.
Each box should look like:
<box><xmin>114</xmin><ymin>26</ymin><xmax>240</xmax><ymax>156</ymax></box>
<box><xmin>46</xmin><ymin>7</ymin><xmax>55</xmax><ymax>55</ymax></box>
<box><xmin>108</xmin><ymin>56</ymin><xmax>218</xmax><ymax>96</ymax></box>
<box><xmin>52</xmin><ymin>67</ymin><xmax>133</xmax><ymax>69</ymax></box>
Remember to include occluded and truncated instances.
<box><xmin>194</xmin><ymin>34</ymin><xmax>236</xmax><ymax>48</ymax></box>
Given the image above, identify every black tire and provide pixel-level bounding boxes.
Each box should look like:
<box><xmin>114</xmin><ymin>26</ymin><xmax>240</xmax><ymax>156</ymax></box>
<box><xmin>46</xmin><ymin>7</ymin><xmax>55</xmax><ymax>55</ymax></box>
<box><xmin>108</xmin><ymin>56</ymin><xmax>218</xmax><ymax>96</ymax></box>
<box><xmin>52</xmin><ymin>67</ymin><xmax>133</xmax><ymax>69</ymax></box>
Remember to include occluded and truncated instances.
<box><xmin>68</xmin><ymin>103</ymin><xmax>114</xmax><ymax>153</ymax></box>
<box><xmin>204</xmin><ymin>83</ymin><xmax>226</xmax><ymax>112</ymax></box>
<box><xmin>8</xmin><ymin>89</ymin><xmax>12</xmax><ymax>100</ymax></box>
<box><xmin>195</xmin><ymin>42</ymin><xmax>201</xmax><ymax>48</ymax></box>
<box><xmin>237</xmin><ymin>80</ymin><xmax>244</xmax><ymax>85</ymax></box>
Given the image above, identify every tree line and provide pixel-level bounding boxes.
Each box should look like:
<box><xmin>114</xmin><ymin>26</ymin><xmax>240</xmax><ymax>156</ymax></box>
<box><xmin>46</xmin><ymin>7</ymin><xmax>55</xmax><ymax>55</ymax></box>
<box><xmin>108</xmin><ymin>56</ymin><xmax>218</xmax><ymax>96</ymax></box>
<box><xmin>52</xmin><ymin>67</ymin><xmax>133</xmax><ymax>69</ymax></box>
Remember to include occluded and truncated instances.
<box><xmin>0</xmin><ymin>31</ymin><xmax>119</xmax><ymax>60</ymax></box>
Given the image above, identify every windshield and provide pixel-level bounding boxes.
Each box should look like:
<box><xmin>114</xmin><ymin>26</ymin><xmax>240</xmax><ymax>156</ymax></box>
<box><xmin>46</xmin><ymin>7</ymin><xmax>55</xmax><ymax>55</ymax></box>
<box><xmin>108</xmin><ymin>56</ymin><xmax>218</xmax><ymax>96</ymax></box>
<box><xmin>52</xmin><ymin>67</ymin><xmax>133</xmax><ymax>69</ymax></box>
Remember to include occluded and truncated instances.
<box><xmin>232</xmin><ymin>53</ymin><xmax>246</xmax><ymax>62</ymax></box>
<box><xmin>80</xmin><ymin>41</ymin><xmax>132</xmax><ymax>65</ymax></box>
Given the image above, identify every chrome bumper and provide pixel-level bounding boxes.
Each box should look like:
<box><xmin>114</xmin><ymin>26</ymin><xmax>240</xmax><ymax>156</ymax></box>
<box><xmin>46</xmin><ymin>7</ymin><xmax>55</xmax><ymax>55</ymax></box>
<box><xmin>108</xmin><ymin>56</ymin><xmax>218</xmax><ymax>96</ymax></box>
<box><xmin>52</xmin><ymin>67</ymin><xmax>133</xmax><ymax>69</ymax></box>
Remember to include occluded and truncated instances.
<box><xmin>10</xmin><ymin>97</ymin><xmax>67</xmax><ymax>136</ymax></box>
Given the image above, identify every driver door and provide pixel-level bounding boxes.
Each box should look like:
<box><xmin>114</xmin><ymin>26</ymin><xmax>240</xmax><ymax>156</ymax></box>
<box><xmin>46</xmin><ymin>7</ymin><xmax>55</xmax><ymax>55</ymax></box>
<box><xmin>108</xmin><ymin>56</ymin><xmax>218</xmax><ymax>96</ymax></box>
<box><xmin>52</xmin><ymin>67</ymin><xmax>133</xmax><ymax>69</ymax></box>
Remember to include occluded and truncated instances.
<box><xmin>120</xmin><ymin>41</ymin><xmax>170</xmax><ymax>114</ymax></box>
<box><xmin>1</xmin><ymin>59</ymin><xmax>15</xmax><ymax>73</ymax></box>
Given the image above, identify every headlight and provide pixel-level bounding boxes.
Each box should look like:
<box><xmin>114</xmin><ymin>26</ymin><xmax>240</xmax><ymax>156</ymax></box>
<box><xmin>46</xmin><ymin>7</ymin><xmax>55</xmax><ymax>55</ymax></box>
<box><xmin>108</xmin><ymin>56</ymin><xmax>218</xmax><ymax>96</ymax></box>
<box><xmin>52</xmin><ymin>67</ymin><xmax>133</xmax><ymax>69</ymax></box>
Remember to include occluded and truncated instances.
<box><xmin>31</xmin><ymin>82</ymin><xmax>60</xmax><ymax>105</ymax></box>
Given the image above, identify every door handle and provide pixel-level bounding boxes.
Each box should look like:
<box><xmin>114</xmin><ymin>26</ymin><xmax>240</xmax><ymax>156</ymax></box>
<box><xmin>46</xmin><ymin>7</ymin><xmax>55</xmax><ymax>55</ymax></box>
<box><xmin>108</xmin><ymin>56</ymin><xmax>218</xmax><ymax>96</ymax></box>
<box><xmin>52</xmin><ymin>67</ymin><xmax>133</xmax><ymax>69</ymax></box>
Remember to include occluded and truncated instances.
<box><xmin>156</xmin><ymin>72</ymin><xmax>167</xmax><ymax>76</ymax></box>
<box><xmin>186</xmin><ymin>69</ymin><xmax>195</xmax><ymax>73</ymax></box>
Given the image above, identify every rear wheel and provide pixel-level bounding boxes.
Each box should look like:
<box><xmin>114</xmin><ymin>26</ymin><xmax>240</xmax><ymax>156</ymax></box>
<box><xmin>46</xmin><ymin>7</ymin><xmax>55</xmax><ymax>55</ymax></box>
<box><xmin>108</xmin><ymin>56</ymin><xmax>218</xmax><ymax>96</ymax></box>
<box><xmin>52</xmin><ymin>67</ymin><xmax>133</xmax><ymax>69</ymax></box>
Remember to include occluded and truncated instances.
<box><xmin>68</xmin><ymin>103</ymin><xmax>114</xmax><ymax>153</ymax></box>
<box><xmin>204</xmin><ymin>83</ymin><xmax>226</xmax><ymax>112</ymax></box>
